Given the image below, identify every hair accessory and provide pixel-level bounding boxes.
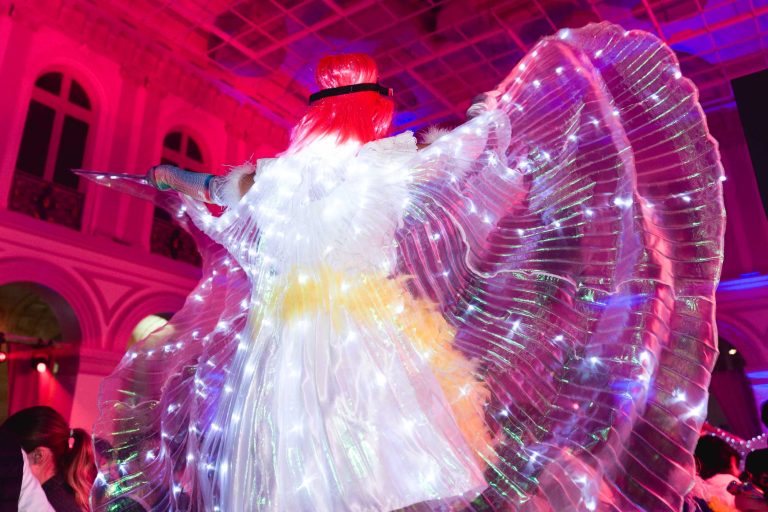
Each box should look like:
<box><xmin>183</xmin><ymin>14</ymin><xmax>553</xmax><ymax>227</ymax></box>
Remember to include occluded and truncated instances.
<box><xmin>308</xmin><ymin>83</ymin><xmax>392</xmax><ymax>104</ymax></box>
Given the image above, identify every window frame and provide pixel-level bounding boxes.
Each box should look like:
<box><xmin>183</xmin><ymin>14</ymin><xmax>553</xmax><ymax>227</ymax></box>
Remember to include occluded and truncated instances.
<box><xmin>150</xmin><ymin>129</ymin><xmax>208</xmax><ymax>266</ymax></box>
<box><xmin>29</xmin><ymin>72</ymin><xmax>95</xmax><ymax>187</ymax></box>
<box><xmin>160</xmin><ymin>130</ymin><xmax>207</xmax><ymax>173</ymax></box>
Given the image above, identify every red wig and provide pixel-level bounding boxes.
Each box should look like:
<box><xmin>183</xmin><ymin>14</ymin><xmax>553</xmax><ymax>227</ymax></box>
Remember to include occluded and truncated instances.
<box><xmin>289</xmin><ymin>54</ymin><xmax>394</xmax><ymax>151</ymax></box>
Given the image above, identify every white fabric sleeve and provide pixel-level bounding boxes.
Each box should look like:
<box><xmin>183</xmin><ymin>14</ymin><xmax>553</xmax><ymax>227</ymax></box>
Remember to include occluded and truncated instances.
<box><xmin>18</xmin><ymin>450</ymin><xmax>55</xmax><ymax>512</ymax></box>
<box><xmin>208</xmin><ymin>162</ymin><xmax>260</xmax><ymax>207</ymax></box>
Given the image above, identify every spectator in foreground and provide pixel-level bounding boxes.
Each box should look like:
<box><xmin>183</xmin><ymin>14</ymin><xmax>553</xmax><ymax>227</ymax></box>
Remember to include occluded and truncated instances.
<box><xmin>0</xmin><ymin>427</ymin><xmax>54</xmax><ymax>511</ymax></box>
<box><xmin>732</xmin><ymin>448</ymin><xmax>768</xmax><ymax>511</ymax></box>
<box><xmin>1</xmin><ymin>406</ymin><xmax>96</xmax><ymax>512</ymax></box>
<box><xmin>692</xmin><ymin>434</ymin><xmax>741</xmax><ymax>511</ymax></box>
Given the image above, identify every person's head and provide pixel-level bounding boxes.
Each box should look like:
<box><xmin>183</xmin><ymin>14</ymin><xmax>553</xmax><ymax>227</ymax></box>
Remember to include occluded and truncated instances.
<box><xmin>2</xmin><ymin>406</ymin><xmax>96</xmax><ymax>510</ymax></box>
<box><xmin>695</xmin><ymin>434</ymin><xmax>741</xmax><ymax>479</ymax></box>
<box><xmin>761</xmin><ymin>400</ymin><xmax>768</xmax><ymax>429</ymax></box>
<box><xmin>744</xmin><ymin>449</ymin><xmax>768</xmax><ymax>492</ymax></box>
<box><xmin>93</xmin><ymin>436</ymin><xmax>122</xmax><ymax>482</ymax></box>
<box><xmin>289</xmin><ymin>53</ymin><xmax>394</xmax><ymax>151</ymax></box>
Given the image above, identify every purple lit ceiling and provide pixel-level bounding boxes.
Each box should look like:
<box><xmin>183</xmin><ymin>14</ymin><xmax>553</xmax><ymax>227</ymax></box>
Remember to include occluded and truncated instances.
<box><xmin>98</xmin><ymin>0</ymin><xmax>768</xmax><ymax>132</ymax></box>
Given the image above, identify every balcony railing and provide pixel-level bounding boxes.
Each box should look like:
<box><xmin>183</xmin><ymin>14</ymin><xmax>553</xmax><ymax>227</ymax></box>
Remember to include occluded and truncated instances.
<box><xmin>150</xmin><ymin>213</ymin><xmax>202</xmax><ymax>266</ymax></box>
<box><xmin>9</xmin><ymin>170</ymin><xmax>201</xmax><ymax>266</ymax></box>
<box><xmin>9</xmin><ymin>171</ymin><xmax>83</xmax><ymax>230</ymax></box>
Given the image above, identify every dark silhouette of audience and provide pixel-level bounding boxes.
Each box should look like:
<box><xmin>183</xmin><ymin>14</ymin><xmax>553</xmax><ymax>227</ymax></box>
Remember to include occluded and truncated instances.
<box><xmin>690</xmin><ymin>435</ymin><xmax>741</xmax><ymax>510</ymax></box>
<box><xmin>732</xmin><ymin>448</ymin><xmax>768</xmax><ymax>511</ymax></box>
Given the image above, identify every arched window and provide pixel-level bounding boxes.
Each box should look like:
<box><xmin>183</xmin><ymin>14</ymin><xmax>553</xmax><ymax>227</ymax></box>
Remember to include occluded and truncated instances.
<box><xmin>150</xmin><ymin>131</ymin><xmax>205</xmax><ymax>266</ymax></box>
<box><xmin>10</xmin><ymin>72</ymin><xmax>93</xmax><ymax>229</ymax></box>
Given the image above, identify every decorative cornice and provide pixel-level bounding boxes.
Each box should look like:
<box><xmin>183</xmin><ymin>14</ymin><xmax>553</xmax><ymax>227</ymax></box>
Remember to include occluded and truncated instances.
<box><xmin>77</xmin><ymin>346</ymin><xmax>124</xmax><ymax>376</ymax></box>
<box><xmin>77</xmin><ymin>268</ymin><xmax>145</xmax><ymax>321</ymax></box>
<box><xmin>0</xmin><ymin>209</ymin><xmax>201</xmax><ymax>287</ymax></box>
<box><xmin>11</xmin><ymin>0</ymin><xmax>289</xmax><ymax>149</ymax></box>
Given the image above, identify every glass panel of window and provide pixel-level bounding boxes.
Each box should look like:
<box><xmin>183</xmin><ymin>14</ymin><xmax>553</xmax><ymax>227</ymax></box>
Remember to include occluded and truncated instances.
<box><xmin>186</xmin><ymin>137</ymin><xmax>203</xmax><ymax>162</ymax></box>
<box><xmin>53</xmin><ymin>115</ymin><xmax>88</xmax><ymax>189</ymax></box>
<box><xmin>163</xmin><ymin>132</ymin><xmax>182</xmax><ymax>151</ymax></box>
<box><xmin>67</xmin><ymin>80</ymin><xmax>91</xmax><ymax>110</ymax></box>
<box><xmin>15</xmin><ymin>100</ymin><xmax>55</xmax><ymax>177</ymax></box>
<box><xmin>34</xmin><ymin>72</ymin><xmax>63</xmax><ymax>95</ymax></box>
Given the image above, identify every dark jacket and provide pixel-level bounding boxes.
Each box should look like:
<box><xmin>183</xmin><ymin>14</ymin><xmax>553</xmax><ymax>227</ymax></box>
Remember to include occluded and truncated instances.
<box><xmin>41</xmin><ymin>474</ymin><xmax>80</xmax><ymax>512</ymax></box>
<box><xmin>0</xmin><ymin>431</ymin><xmax>23</xmax><ymax>512</ymax></box>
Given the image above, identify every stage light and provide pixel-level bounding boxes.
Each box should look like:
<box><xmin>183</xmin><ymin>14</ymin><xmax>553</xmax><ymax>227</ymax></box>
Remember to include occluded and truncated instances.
<box><xmin>728</xmin><ymin>348</ymin><xmax>738</xmax><ymax>356</ymax></box>
<box><xmin>0</xmin><ymin>351</ymin><xmax>6</xmax><ymax>363</ymax></box>
<box><xmin>32</xmin><ymin>356</ymin><xmax>48</xmax><ymax>373</ymax></box>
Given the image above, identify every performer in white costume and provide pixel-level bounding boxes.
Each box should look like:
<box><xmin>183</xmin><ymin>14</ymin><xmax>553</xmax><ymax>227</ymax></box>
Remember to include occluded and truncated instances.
<box><xmin>89</xmin><ymin>23</ymin><xmax>725</xmax><ymax>512</ymax></box>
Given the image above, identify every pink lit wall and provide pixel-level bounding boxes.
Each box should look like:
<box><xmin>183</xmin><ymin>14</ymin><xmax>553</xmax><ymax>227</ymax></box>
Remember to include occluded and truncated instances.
<box><xmin>0</xmin><ymin>5</ymin><xmax>289</xmax><ymax>428</ymax></box>
<box><xmin>706</xmin><ymin>106</ymin><xmax>768</xmax><ymax>431</ymax></box>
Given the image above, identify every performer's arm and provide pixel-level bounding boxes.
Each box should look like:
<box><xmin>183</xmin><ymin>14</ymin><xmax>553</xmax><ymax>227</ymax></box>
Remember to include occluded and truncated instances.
<box><xmin>466</xmin><ymin>93</ymin><xmax>495</xmax><ymax>119</ymax></box>
<box><xmin>147</xmin><ymin>164</ymin><xmax>254</xmax><ymax>205</ymax></box>
<box><xmin>415</xmin><ymin>94</ymin><xmax>492</xmax><ymax>151</ymax></box>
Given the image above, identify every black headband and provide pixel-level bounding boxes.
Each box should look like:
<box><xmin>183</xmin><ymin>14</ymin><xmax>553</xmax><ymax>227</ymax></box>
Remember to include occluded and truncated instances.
<box><xmin>308</xmin><ymin>83</ymin><xmax>393</xmax><ymax>104</ymax></box>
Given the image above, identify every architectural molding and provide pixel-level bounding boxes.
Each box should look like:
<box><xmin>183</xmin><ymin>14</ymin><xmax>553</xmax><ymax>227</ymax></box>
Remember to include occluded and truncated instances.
<box><xmin>0</xmin><ymin>210</ymin><xmax>200</xmax><ymax>351</ymax></box>
<box><xmin>76</xmin><ymin>347</ymin><xmax>124</xmax><ymax>376</ymax></box>
<box><xmin>107</xmin><ymin>291</ymin><xmax>187</xmax><ymax>354</ymax></box>
<box><xmin>9</xmin><ymin>0</ymin><xmax>289</xmax><ymax>152</ymax></box>
<box><xmin>78</xmin><ymin>269</ymin><xmax>146</xmax><ymax>321</ymax></box>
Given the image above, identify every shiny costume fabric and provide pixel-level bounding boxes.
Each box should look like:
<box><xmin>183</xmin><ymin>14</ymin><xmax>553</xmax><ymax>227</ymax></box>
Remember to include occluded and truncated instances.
<box><xmin>90</xmin><ymin>23</ymin><xmax>725</xmax><ymax>512</ymax></box>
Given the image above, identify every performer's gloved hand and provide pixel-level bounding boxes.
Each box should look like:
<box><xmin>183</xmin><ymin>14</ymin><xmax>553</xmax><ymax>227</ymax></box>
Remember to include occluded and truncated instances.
<box><xmin>145</xmin><ymin>164</ymin><xmax>215</xmax><ymax>202</ymax></box>
<box><xmin>146</xmin><ymin>164</ymin><xmax>178</xmax><ymax>191</ymax></box>
<box><xmin>466</xmin><ymin>93</ymin><xmax>497</xmax><ymax>119</ymax></box>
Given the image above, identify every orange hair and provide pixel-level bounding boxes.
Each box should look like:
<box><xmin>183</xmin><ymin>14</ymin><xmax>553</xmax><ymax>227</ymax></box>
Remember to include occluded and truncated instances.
<box><xmin>289</xmin><ymin>54</ymin><xmax>394</xmax><ymax>151</ymax></box>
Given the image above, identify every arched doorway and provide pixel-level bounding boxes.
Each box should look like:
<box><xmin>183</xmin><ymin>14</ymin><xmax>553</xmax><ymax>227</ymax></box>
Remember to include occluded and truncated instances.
<box><xmin>707</xmin><ymin>337</ymin><xmax>762</xmax><ymax>439</ymax></box>
<box><xmin>0</xmin><ymin>282</ymin><xmax>81</xmax><ymax>422</ymax></box>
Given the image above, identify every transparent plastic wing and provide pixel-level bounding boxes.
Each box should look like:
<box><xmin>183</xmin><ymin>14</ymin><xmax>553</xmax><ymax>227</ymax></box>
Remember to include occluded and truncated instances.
<box><xmin>396</xmin><ymin>22</ymin><xmax>725</xmax><ymax>511</ymax></box>
<box><xmin>80</xmin><ymin>171</ymin><xmax>251</xmax><ymax>510</ymax></box>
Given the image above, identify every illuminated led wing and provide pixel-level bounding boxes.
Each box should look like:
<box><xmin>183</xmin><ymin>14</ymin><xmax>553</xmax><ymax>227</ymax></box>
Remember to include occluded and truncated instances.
<box><xmin>397</xmin><ymin>22</ymin><xmax>725</xmax><ymax>511</ymax></box>
<box><xmin>81</xmin><ymin>171</ymin><xmax>250</xmax><ymax>511</ymax></box>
